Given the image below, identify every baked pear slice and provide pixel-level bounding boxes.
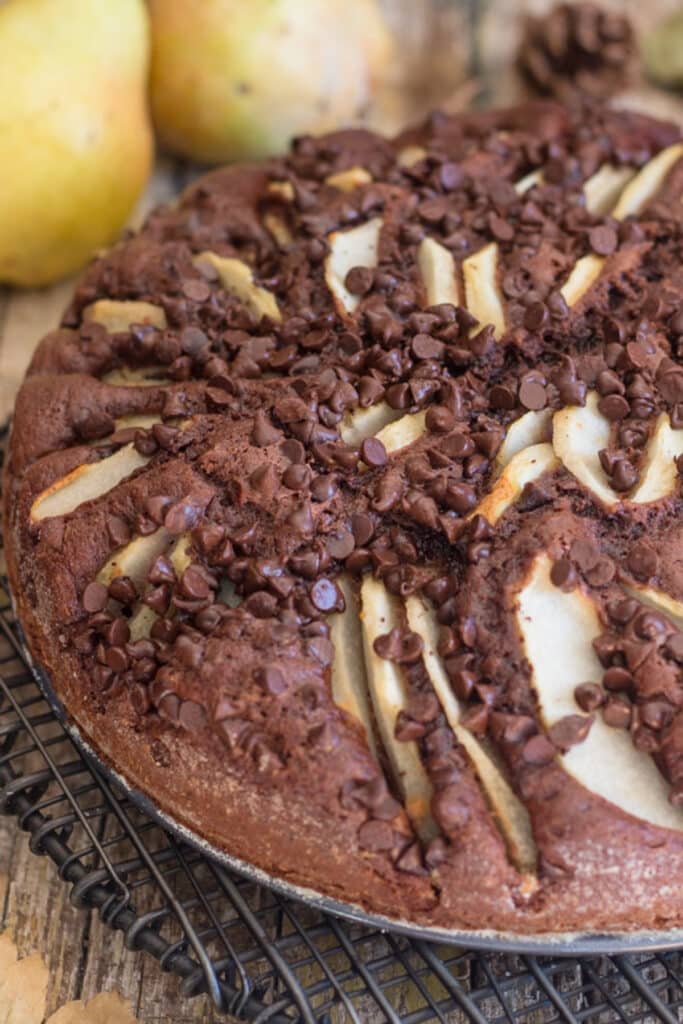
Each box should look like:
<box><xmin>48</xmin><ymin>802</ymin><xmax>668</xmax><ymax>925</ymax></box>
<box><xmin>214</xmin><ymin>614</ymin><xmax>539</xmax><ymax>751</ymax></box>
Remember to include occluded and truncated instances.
<box><xmin>83</xmin><ymin>299</ymin><xmax>167</xmax><ymax>332</ymax></box>
<box><xmin>339</xmin><ymin>401</ymin><xmax>402</xmax><ymax>446</ymax></box>
<box><xmin>31</xmin><ymin>444</ymin><xmax>150</xmax><ymax>522</ymax></box>
<box><xmin>360</xmin><ymin>576</ymin><xmax>437</xmax><ymax>842</ymax></box>
<box><xmin>611</xmin><ymin>142</ymin><xmax>683</xmax><ymax>220</ymax></box>
<box><xmin>495</xmin><ymin>409</ymin><xmax>553</xmax><ymax>472</ymax></box>
<box><xmin>397</xmin><ymin>145</ymin><xmax>427</xmax><ymax>168</ymax></box>
<box><xmin>462</xmin><ymin>243</ymin><xmax>505</xmax><ymax>339</ymax></box>
<box><xmin>195</xmin><ymin>251</ymin><xmax>281</xmax><ymax>323</ymax></box>
<box><xmin>417</xmin><ymin>237</ymin><xmax>460</xmax><ymax>308</ymax></box>
<box><xmin>125</xmin><ymin>531</ymin><xmax>194</xmax><ymax>640</ymax></box>
<box><xmin>102</xmin><ymin>366</ymin><xmax>169</xmax><ymax>387</ymax></box>
<box><xmin>623</xmin><ymin>583</ymin><xmax>683</xmax><ymax>631</ymax></box>
<box><xmin>552</xmin><ymin>392</ymin><xmax>616</xmax><ymax>508</ymax></box>
<box><xmin>324</xmin><ymin>166</ymin><xmax>372</xmax><ymax>192</ymax></box>
<box><xmin>516</xmin><ymin>553</ymin><xmax>683</xmax><ymax>831</ymax></box>
<box><xmin>263</xmin><ymin>211</ymin><xmax>293</xmax><ymax>247</ymax></box>
<box><xmin>330</xmin><ymin>576</ymin><xmax>378</xmax><ymax>759</ymax></box>
<box><xmin>559</xmin><ymin>254</ymin><xmax>605</xmax><ymax>308</ymax></box>
<box><xmin>583</xmin><ymin>164</ymin><xmax>635</xmax><ymax>215</ymax></box>
<box><xmin>476</xmin><ymin>443</ymin><xmax>558</xmax><ymax>526</ymax></box>
<box><xmin>630</xmin><ymin>413</ymin><xmax>683</xmax><ymax>504</ymax></box>
<box><xmin>324</xmin><ymin>217</ymin><xmax>383</xmax><ymax>315</ymax></box>
<box><xmin>514</xmin><ymin>169</ymin><xmax>543</xmax><ymax>195</ymax></box>
<box><xmin>97</xmin><ymin>527</ymin><xmax>171</xmax><ymax>589</ymax></box>
<box><xmin>375</xmin><ymin>410</ymin><xmax>427</xmax><ymax>455</ymax></box>
<box><xmin>405</xmin><ymin>594</ymin><xmax>537</xmax><ymax>875</ymax></box>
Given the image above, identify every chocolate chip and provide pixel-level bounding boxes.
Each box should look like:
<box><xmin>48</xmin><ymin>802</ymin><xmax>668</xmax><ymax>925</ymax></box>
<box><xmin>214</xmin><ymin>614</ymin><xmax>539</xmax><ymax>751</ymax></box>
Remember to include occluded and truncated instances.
<box><xmin>550</xmin><ymin>558</ymin><xmax>577</xmax><ymax>591</ymax></box>
<box><xmin>310</xmin><ymin>577</ymin><xmax>344</xmax><ymax>613</ymax></box>
<box><xmin>180</xmin><ymin>326</ymin><xmax>209</xmax><ymax>355</ymax></box>
<box><xmin>589</xmin><ymin>224</ymin><xmax>617</xmax><ymax>255</ymax></box>
<box><xmin>602</xmin><ymin>694</ymin><xmax>632</xmax><ymax>729</ymax></box>
<box><xmin>83</xmin><ymin>581</ymin><xmax>108</xmax><ymax>613</ymax></box>
<box><xmin>360</xmin><ymin>436</ymin><xmax>387</xmax><ymax>468</ymax></box>
<box><xmin>522</xmin><ymin>734</ymin><xmax>555</xmax><ymax>765</ymax></box>
<box><xmin>412</xmin><ymin>334</ymin><xmax>445</xmax><ymax>361</ymax></box>
<box><xmin>524</xmin><ymin>302</ymin><xmax>549</xmax><ymax>331</ymax></box>
<box><xmin>358</xmin><ymin>819</ymin><xmax>395</xmax><ymax>851</ymax></box>
<box><xmin>345</xmin><ymin>266</ymin><xmax>374</xmax><ymax>296</ymax></box>
<box><xmin>519</xmin><ymin>379</ymin><xmax>547</xmax><ymax>411</ymax></box>
<box><xmin>574</xmin><ymin>682</ymin><xmax>604</xmax><ymax>712</ymax></box>
<box><xmin>598</xmin><ymin>394</ymin><xmax>629</xmax><ymax>421</ymax></box>
<box><xmin>255</xmin><ymin>665</ymin><xmax>287</xmax><ymax>695</ymax></box>
<box><xmin>326</xmin><ymin>530</ymin><xmax>355</xmax><ymax>560</ymax></box>
<box><xmin>251</xmin><ymin>411</ymin><xmax>282</xmax><ymax>446</ymax></box>
<box><xmin>490</xmin><ymin>384</ymin><xmax>516</xmax><ymax>410</ymax></box>
<box><xmin>603</xmin><ymin>666</ymin><xmax>633</xmax><ymax>691</ymax></box>
<box><xmin>310</xmin><ymin>474</ymin><xmax>337</xmax><ymax>502</ymax></box>
<box><xmin>106</xmin><ymin>515</ymin><xmax>131</xmax><ymax>547</ymax></box>
<box><xmin>425</xmin><ymin>405</ymin><xmax>455</xmax><ymax>433</ymax></box>
<box><xmin>432</xmin><ymin>786</ymin><xmax>470</xmax><ymax>831</ymax></box>
<box><xmin>351</xmin><ymin>513</ymin><xmax>374</xmax><ymax>546</ymax></box>
<box><xmin>373</xmin><ymin>627</ymin><xmax>423</xmax><ymax>664</ymax></box>
<box><xmin>548</xmin><ymin>714</ymin><xmax>593</xmax><ymax>751</ymax></box>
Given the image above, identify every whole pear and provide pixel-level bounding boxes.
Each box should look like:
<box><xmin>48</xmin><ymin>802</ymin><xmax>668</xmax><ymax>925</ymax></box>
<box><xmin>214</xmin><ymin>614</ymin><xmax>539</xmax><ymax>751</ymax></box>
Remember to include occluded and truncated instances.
<box><xmin>149</xmin><ymin>0</ymin><xmax>395</xmax><ymax>164</ymax></box>
<box><xmin>0</xmin><ymin>0</ymin><xmax>153</xmax><ymax>287</ymax></box>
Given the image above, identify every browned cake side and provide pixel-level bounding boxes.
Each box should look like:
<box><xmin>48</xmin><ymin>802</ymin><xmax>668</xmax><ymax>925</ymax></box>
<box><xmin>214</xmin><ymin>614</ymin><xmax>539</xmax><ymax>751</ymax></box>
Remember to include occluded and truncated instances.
<box><xmin>5</xmin><ymin>100</ymin><xmax>683</xmax><ymax>934</ymax></box>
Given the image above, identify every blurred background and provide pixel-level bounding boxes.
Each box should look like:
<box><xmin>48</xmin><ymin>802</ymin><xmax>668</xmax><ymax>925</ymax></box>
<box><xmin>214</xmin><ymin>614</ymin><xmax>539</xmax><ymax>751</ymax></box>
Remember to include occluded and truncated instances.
<box><xmin>2</xmin><ymin>0</ymin><xmax>683</xmax><ymax>419</ymax></box>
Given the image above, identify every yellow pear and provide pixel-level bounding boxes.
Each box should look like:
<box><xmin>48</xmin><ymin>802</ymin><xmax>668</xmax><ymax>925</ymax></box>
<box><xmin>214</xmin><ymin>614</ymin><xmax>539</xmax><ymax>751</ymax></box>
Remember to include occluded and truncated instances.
<box><xmin>149</xmin><ymin>0</ymin><xmax>395</xmax><ymax>163</ymax></box>
<box><xmin>0</xmin><ymin>0</ymin><xmax>153</xmax><ymax>287</ymax></box>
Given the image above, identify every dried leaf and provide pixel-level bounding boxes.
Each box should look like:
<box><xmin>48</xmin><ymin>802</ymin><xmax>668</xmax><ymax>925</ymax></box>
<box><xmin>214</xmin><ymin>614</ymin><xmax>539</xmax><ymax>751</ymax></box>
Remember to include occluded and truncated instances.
<box><xmin>0</xmin><ymin>933</ymin><xmax>48</xmax><ymax>1024</ymax></box>
<box><xmin>47</xmin><ymin>991</ymin><xmax>139</xmax><ymax>1024</ymax></box>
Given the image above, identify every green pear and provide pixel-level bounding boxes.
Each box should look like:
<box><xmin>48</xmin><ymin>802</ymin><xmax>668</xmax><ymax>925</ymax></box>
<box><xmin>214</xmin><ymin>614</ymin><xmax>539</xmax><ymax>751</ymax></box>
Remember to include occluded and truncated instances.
<box><xmin>0</xmin><ymin>0</ymin><xmax>153</xmax><ymax>287</ymax></box>
<box><xmin>149</xmin><ymin>0</ymin><xmax>395</xmax><ymax>164</ymax></box>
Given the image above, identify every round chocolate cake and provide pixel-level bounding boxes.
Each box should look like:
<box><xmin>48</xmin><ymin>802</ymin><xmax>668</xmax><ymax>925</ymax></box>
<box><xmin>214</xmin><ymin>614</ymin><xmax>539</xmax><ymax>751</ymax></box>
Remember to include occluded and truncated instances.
<box><xmin>5</xmin><ymin>101</ymin><xmax>683</xmax><ymax>935</ymax></box>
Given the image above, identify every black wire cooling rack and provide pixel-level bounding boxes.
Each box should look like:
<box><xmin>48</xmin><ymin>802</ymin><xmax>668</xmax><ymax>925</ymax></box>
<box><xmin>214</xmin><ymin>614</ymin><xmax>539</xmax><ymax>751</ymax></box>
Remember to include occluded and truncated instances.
<box><xmin>2</xmin><ymin>436</ymin><xmax>683</xmax><ymax>1023</ymax></box>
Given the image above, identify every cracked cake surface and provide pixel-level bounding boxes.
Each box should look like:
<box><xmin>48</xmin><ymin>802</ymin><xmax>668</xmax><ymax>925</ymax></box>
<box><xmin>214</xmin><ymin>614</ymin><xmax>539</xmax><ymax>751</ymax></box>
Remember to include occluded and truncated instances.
<box><xmin>5</xmin><ymin>99</ymin><xmax>683</xmax><ymax>934</ymax></box>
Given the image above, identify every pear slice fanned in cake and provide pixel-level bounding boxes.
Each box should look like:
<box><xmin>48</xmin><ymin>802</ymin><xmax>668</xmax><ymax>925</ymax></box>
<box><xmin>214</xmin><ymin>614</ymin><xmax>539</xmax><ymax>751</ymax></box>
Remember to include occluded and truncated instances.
<box><xmin>330</xmin><ymin>576</ymin><xmax>378</xmax><ymax>759</ymax></box>
<box><xmin>360</xmin><ymin>576</ymin><xmax>437</xmax><ymax>842</ymax></box>
<box><xmin>462</xmin><ymin>243</ymin><xmax>506</xmax><ymax>340</ymax></box>
<box><xmin>495</xmin><ymin>410</ymin><xmax>553</xmax><ymax>472</ymax></box>
<box><xmin>583</xmin><ymin>164</ymin><xmax>635</xmax><ymax>216</ymax></box>
<box><xmin>374</xmin><ymin>411</ymin><xmax>427</xmax><ymax>455</ymax></box>
<box><xmin>30</xmin><ymin>444</ymin><xmax>150</xmax><ymax>522</ymax></box>
<box><xmin>83</xmin><ymin>299</ymin><xmax>167</xmax><ymax>332</ymax></box>
<box><xmin>559</xmin><ymin>254</ymin><xmax>606</xmax><ymax>308</ymax></box>
<box><xmin>417</xmin><ymin>237</ymin><xmax>460</xmax><ymax>308</ymax></box>
<box><xmin>475</xmin><ymin>443</ymin><xmax>558</xmax><ymax>525</ymax></box>
<box><xmin>195</xmin><ymin>251</ymin><xmax>281</xmax><ymax>323</ymax></box>
<box><xmin>516</xmin><ymin>553</ymin><xmax>683</xmax><ymax>831</ymax></box>
<box><xmin>405</xmin><ymin>594</ymin><xmax>537</xmax><ymax>874</ymax></box>
<box><xmin>611</xmin><ymin>142</ymin><xmax>683</xmax><ymax>220</ymax></box>
<box><xmin>552</xmin><ymin>392</ymin><xmax>616</xmax><ymax>508</ymax></box>
<box><xmin>324</xmin><ymin>217</ymin><xmax>383</xmax><ymax>315</ymax></box>
<box><xmin>97</xmin><ymin>527</ymin><xmax>172</xmax><ymax>588</ymax></box>
<box><xmin>339</xmin><ymin>401</ymin><xmax>403</xmax><ymax>446</ymax></box>
<box><xmin>630</xmin><ymin>413</ymin><xmax>683</xmax><ymax>504</ymax></box>
<box><xmin>325</xmin><ymin>166</ymin><xmax>372</xmax><ymax>192</ymax></box>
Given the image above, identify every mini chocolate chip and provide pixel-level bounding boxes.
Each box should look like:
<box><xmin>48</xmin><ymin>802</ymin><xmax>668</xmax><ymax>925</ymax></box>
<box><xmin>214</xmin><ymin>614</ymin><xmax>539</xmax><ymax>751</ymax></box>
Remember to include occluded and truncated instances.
<box><xmin>360</xmin><ymin>436</ymin><xmax>387</xmax><ymax>468</ymax></box>
<box><xmin>83</xmin><ymin>581</ymin><xmax>108</xmax><ymax>613</ymax></box>
<box><xmin>326</xmin><ymin>529</ymin><xmax>355</xmax><ymax>560</ymax></box>
<box><xmin>628</xmin><ymin>541</ymin><xmax>658</xmax><ymax>580</ymax></box>
<box><xmin>589</xmin><ymin>224</ymin><xmax>617</xmax><ymax>255</ymax></box>
<box><xmin>106</xmin><ymin>515</ymin><xmax>131</xmax><ymax>547</ymax></box>
<box><xmin>412</xmin><ymin>334</ymin><xmax>445</xmax><ymax>361</ymax></box>
<box><xmin>550</xmin><ymin>558</ymin><xmax>577</xmax><ymax>591</ymax></box>
<box><xmin>522</xmin><ymin>734</ymin><xmax>555</xmax><ymax>765</ymax></box>
<box><xmin>519</xmin><ymin>379</ymin><xmax>547</xmax><ymax>411</ymax></box>
<box><xmin>310</xmin><ymin>577</ymin><xmax>344</xmax><ymax>613</ymax></box>
<box><xmin>602</xmin><ymin>694</ymin><xmax>632</xmax><ymax>729</ymax></box>
<box><xmin>425</xmin><ymin>405</ymin><xmax>455</xmax><ymax>433</ymax></box>
<box><xmin>548</xmin><ymin>714</ymin><xmax>593</xmax><ymax>751</ymax></box>
<box><xmin>251</xmin><ymin>411</ymin><xmax>282</xmax><ymax>446</ymax></box>
<box><xmin>490</xmin><ymin>385</ymin><xmax>516</xmax><ymax>410</ymax></box>
<box><xmin>351</xmin><ymin>512</ymin><xmax>374</xmax><ymax>546</ymax></box>
<box><xmin>310</xmin><ymin>474</ymin><xmax>337</xmax><ymax>502</ymax></box>
<box><xmin>598</xmin><ymin>394</ymin><xmax>630</xmax><ymax>421</ymax></box>
<box><xmin>574</xmin><ymin>682</ymin><xmax>604</xmax><ymax>712</ymax></box>
<box><xmin>344</xmin><ymin>266</ymin><xmax>374</xmax><ymax>296</ymax></box>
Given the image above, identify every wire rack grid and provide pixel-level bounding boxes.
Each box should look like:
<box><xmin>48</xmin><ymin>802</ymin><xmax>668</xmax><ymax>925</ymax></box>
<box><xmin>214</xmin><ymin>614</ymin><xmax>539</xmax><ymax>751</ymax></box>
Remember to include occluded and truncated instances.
<box><xmin>2</xmin><ymin>435</ymin><xmax>683</xmax><ymax>1023</ymax></box>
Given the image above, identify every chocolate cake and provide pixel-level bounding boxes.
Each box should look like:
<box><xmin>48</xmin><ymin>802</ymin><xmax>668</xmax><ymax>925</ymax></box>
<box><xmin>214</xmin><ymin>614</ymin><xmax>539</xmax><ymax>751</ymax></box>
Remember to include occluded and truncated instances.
<box><xmin>5</xmin><ymin>101</ymin><xmax>683</xmax><ymax>934</ymax></box>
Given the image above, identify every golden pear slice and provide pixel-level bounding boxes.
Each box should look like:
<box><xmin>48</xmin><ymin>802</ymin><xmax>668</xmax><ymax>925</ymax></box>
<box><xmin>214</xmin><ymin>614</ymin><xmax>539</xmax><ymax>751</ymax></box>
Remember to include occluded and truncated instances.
<box><xmin>559</xmin><ymin>254</ymin><xmax>605</xmax><ymax>307</ymax></box>
<box><xmin>514</xmin><ymin>169</ymin><xmax>543</xmax><ymax>195</ymax></box>
<box><xmin>612</xmin><ymin>142</ymin><xmax>683</xmax><ymax>220</ymax></box>
<box><xmin>495</xmin><ymin>409</ymin><xmax>553</xmax><ymax>472</ymax></box>
<box><xmin>324</xmin><ymin>217</ymin><xmax>382</xmax><ymax>315</ymax></box>
<box><xmin>375</xmin><ymin>410</ymin><xmax>427</xmax><ymax>455</ymax></box>
<box><xmin>262</xmin><ymin>212</ymin><xmax>292</xmax><ymax>247</ymax></box>
<box><xmin>339</xmin><ymin>401</ymin><xmax>402</xmax><ymax>446</ymax></box>
<box><xmin>405</xmin><ymin>595</ymin><xmax>537</xmax><ymax>874</ymax></box>
<box><xmin>417</xmin><ymin>237</ymin><xmax>460</xmax><ymax>308</ymax></box>
<box><xmin>113</xmin><ymin>413</ymin><xmax>163</xmax><ymax>431</ymax></box>
<box><xmin>462</xmin><ymin>243</ymin><xmax>505</xmax><ymax>339</ymax></box>
<box><xmin>330</xmin><ymin>576</ymin><xmax>378</xmax><ymax>759</ymax></box>
<box><xmin>266</xmin><ymin>180</ymin><xmax>295</xmax><ymax>201</ymax></box>
<box><xmin>325</xmin><ymin>166</ymin><xmax>372</xmax><ymax>192</ymax></box>
<box><xmin>360</xmin><ymin>576</ymin><xmax>437</xmax><ymax>841</ymax></box>
<box><xmin>101</xmin><ymin>366</ymin><xmax>169</xmax><ymax>387</ymax></box>
<box><xmin>97</xmin><ymin>528</ymin><xmax>171</xmax><ymax>588</ymax></box>
<box><xmin>169</xmin><ymin>532</ymin><xmax>193</xmax><ymax>575</ymax></box>
<box><xmin>195</xmin><ymin>251</ymin><xmax>281</xmax><ymax>323</ymax></box>
<box><xmin>584</xmin><ymin>164</ymin><xmax>635</xmax><ymax>215</ymax></box>
<box><xmin>128</xmin><ymin>604</ymin><xmax>159</xmax><ymax>642</ymax></box>
<box><xmin>83</xmin><ymin>300</ymin><xmax>167</xmax><ymax>332</ymax></box>
<box><xmin>397</xmin><ymin>145</ymin><xmax>427</xmax><ymax>168</ymax></box>
<box><xmin>552</xmin><ymin>392</ymin><xmax>616</xmax><ymax>508</ymax></box>
<box><xmin>517</xmin><ymin>553</ymin><xmax>683</xmax><ymax>831</ymax></box>
<box><xmin>630</xmin><ymin>413</ymin><xmax>683</xmax><ymax>504</ymax></box>
<box><xmin>31</xmin><ymin>444</ymin><xmax>150</xmax><ymax>522</ymax></box>
<box><xmin>475</xmin><ymin>443</ymin><xmax>558</xmax><ymax>526</ymax></box>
